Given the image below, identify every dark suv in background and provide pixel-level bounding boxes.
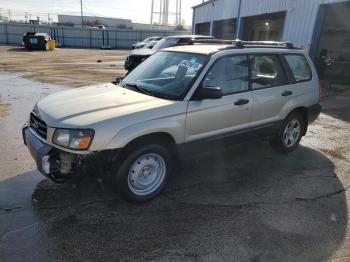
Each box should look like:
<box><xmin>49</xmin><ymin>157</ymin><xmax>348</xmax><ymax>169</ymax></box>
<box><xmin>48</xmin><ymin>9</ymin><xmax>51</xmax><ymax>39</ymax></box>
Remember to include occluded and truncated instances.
<box><xmin>124</xmin><ymin>35</ymin><xmax>215</xmax><ymax>72</ymax></box>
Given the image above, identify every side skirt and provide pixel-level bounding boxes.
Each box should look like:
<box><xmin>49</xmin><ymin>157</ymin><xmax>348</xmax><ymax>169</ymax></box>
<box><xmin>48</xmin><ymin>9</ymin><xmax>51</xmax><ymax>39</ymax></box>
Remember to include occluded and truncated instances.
<box><xmin>178</xmin><ymin>121</ymin><xmax>283</xmax><ymax>157</ymax></box>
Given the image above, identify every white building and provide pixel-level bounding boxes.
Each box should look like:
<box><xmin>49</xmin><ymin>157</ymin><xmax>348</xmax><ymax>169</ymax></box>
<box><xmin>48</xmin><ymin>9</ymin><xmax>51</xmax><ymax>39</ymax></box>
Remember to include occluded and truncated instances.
<box><xmin>58</xmin><ymin>15</ymin><xmax>132</xmax><ymax>29</ymax></box>
<box><xmin>192</xmin><ymin>0</ymin><xmax>350</xmax><ymax>64</ymax></box>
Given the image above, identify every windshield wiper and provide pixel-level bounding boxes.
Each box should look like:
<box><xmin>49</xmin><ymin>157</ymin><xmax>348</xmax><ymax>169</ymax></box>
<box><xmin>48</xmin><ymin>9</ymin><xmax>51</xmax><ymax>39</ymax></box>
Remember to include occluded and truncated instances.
<box><xmin>122</xmin><ymin>82</ymin><xmax>177</xmax><ymax>100</ymax></box>
<box><xmin>122</xmin><ymin>82</ymin><xmax>156</xmax><ymax>97</ymax></box>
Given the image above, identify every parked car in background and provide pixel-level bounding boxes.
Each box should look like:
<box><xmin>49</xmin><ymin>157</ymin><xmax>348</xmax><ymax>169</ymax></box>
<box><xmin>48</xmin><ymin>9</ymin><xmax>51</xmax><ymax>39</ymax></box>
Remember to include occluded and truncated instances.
<box><xmin>125</xmin><ymin>35</ymin><xmax>215</xmax><ymax>72</ymax></box>
<box><xmin>23</xmin><ymin>40</ymin><xmax>322</xmax><ymax>202</ymax></box>
<box><xmin>142</xmin><ymin>40</ymin><xmax>161</xmax><ymax>49</ymax></box>
<box><xmin>132</xmin><ymin>36</ymin><xmax>162</xmax><ymax>49</ymax></box>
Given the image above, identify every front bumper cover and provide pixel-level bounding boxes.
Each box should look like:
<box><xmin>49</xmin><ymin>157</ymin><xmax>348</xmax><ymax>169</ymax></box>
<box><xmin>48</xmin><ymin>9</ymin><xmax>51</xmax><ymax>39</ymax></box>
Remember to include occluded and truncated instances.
<box><xmin>23</xmin><ymin>125</ymin><xmax>73</xmax><ymax>183</ymax></box>
<box><xmin>23</xmin><ymin>125</ymin><xmax>119</xmax><ymax>184</ymax></box>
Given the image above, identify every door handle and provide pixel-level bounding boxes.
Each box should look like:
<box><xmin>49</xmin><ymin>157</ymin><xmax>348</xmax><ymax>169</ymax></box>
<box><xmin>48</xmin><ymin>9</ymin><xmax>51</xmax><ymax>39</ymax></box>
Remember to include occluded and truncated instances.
<box><xmin>281</xmin><ymin>91</ymin><xmax>293</xmax><ymax>97</ymax></box>
<box><xmin>234</xmin><ymin>98</ymin><xmax>250</xmax><ymax>106</ymax></box>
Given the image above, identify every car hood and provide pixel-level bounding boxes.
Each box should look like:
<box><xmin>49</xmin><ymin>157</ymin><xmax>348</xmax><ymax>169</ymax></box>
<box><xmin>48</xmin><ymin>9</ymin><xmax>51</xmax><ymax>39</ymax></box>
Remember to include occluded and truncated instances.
<box><xmin>37</xmin><ymin>83</ymin><xmax>173</xmax><ymax>128</ymax></box>
<box><xmin>130</xmin><ymin>48</ymin><xmax>156</xmax><ymax>56</ymax></box>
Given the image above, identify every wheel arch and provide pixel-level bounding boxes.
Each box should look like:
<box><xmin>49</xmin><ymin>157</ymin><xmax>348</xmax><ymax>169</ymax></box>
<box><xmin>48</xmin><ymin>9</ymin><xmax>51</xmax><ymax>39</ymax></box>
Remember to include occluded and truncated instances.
<box><xmin>123</xmin><ymin>132</ymin><xmax>178</xmax><ymax>153</ymax></box>
<box><xmin>287</xmin><ymin>106</ymin><xmax>308</xmax><ymax>135</ymax></box>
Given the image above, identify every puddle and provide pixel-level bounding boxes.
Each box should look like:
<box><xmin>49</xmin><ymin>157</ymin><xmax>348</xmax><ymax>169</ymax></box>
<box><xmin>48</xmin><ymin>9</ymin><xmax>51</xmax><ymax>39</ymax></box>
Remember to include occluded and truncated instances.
<box><xmin>0</xmin><ymin>100</ymin><xmax>10</xmax><ymax>119</ymax></box>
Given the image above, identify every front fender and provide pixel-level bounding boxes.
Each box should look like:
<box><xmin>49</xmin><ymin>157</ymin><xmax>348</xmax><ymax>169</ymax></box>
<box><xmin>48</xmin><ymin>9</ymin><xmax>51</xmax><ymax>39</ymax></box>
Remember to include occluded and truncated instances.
<box><xmin>106</xmin><ymin>118</ymin><xmax>185</xmax><ymax>149</ymax></box>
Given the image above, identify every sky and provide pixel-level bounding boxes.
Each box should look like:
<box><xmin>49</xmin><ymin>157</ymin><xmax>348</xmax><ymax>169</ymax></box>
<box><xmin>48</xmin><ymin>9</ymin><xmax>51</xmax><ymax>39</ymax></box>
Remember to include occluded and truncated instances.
<box><xmin>0</xmin><ymin>0</ymin><xmax>203</xmax><ymax>25</ymax></box>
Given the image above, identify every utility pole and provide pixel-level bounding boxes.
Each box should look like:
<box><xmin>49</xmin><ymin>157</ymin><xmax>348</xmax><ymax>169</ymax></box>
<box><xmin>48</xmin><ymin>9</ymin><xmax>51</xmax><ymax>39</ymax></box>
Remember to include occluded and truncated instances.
<box><xmin>8</xmin><ymin>9</ymin><xmax>11</xmax><ymax>22</ymax></box>
<box><xmin>0</xmin><ymin>8</ymin><xmax>2</xmax><ymax>21</ymax></box>
<box><xmin>175</xmin><ymin>0</ymin><xmax>178</xmax><ymax>25</ymax></box>
<box><xmin>150</xmin><ymin>0</ymin><xmax>154</xmax><ymax>25</ymax></box>
<box><xmin>80</xmin><ymin>0</ymin><xmax>84</xmax><ymax>26</ymax></box>
<box><xmin>179</xmin><ymin>0</ymin><xmax>182</xmax><ymax>25</ymax></box>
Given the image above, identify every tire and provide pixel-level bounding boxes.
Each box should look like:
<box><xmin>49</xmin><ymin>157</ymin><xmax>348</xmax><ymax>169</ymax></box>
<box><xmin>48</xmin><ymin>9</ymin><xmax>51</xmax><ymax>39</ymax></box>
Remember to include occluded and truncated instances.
<box><xmin>114</xmin><ymin>143</ymin><xmax>174</xmax><ymax>203</ymax></box>
<box><xmin>270</xmin><ymin>113</ymin><xmax>305</xmax><ymax>153</ymax></box>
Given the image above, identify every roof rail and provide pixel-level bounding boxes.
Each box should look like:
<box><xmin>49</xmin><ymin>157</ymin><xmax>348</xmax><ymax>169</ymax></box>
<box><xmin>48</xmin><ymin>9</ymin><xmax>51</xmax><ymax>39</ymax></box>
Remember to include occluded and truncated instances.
<box><xmin>187</xmin><ymin>39</ymin><xmax>234</xmax><ymax>45</ymax></box>
<box><xmin>188</xmin><ymin>38</ymin><xmax>295</xmax><ymax>49</ymax></box>
<box><xmin>241</xmin><ymin>40</ymin><xmax>294</xmax><ymax>49</ymax></box>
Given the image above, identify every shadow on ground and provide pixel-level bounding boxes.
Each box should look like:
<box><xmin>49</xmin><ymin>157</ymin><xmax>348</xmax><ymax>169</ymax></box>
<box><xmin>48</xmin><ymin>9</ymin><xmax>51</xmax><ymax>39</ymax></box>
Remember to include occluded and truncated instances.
<box><xmin>322</xmin><ymin>87</ymin><xmax>350</xmax><ymax>122</ymax></box>
<box><xmin>0</xmin><ymin>142</ymin><xmax>347</xmax><ymax>262</ymax></box>
<box><xmin>6</xmin><ymin>47</ymin><xmax>34</xmax><ymax>52</ymax></box>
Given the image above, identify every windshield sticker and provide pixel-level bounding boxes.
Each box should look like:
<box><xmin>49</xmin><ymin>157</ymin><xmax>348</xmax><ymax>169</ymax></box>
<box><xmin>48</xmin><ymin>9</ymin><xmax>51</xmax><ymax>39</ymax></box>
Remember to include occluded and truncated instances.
<box><xmin>179</xmin><ymin>60</ymin><xmax>203</xmax><ymax>72</ymax></box>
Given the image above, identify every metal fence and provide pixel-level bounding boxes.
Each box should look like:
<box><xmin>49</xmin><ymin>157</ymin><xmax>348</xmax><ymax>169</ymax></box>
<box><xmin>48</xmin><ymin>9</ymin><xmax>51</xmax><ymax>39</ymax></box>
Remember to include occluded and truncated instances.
<box><xmin>0</xmin><ymin>22</ymin><xmax>190</xmax><ymax>49</ymax></box>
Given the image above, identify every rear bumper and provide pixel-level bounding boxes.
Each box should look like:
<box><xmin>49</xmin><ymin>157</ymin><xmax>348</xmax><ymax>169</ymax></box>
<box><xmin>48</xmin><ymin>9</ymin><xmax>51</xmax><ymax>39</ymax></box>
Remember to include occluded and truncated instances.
<box><xmin>307</xmin><ymin>103</ymin><xmax>322</xmax><ymax>124</ymax></box>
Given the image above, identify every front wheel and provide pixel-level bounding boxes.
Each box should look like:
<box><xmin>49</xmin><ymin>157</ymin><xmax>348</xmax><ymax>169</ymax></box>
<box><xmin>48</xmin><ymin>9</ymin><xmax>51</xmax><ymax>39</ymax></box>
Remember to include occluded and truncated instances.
<box><xmin>270</xmin><ymin>113</ymin><xmax>305</xmax><ymax>153</ymax></box>
<box><xmin>115</xmin><ymin>144</ymin><xmax>173</xmax><ymax>202</ymax></box>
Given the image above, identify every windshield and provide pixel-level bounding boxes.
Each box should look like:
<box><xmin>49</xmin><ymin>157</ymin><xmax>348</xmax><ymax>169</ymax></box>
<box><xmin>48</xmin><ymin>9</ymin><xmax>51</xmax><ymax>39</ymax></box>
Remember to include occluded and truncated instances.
<box><xmin>121</xmin><ymin>51</ymin><xmax>208</xmax><ymax>100</ymax></box>
<box><xmin>152</xmin><ymin>38</ymin><xmax>180</xmax><ymax>50</ymax></box>
<box><xmin>143</xmin><ymin>37</ymin><xmax>154</xmax><ymax>43</ymax></box>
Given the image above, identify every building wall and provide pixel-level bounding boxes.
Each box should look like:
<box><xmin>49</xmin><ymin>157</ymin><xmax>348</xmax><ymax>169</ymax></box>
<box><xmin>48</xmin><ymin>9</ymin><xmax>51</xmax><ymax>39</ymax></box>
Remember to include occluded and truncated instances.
<box><xmin>193</xmin><ymin>0</ymin><xmax>349</xmax><ymax>48</ymax></box>
<box><xmin>132</xmin><ymin>23</ymin><xmax>178</xmax><ymax>31</ymax></box>
<box><xmin>58</xmin><ymin>15</ymin><xmax>133</xmax><ymax>28</ymax></box>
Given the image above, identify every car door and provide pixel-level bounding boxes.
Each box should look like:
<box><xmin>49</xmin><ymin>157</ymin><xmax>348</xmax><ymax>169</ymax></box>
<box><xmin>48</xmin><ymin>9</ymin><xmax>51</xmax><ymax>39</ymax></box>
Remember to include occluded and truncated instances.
<box><xmin>249</xmin><ymin>54</ymin><xmax>294</xmax><ymax>128</ymax></box>
<box><xmin>185</xmin><ymin>55</ymin><xmax>252</xmax><ymax>142</ymax></box>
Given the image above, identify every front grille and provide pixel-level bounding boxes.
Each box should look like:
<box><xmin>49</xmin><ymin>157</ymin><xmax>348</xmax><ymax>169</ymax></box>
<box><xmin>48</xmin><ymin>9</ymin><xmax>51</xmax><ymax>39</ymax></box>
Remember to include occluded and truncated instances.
<box><xmin>128</xmin><ymin>55</ymin><xmax>145</xmax><ymax>66</ymax></box>
<box><xmin>30</xmin><ymin>112</ymin><xmax>47</xmax><ymax>139</ymax></box>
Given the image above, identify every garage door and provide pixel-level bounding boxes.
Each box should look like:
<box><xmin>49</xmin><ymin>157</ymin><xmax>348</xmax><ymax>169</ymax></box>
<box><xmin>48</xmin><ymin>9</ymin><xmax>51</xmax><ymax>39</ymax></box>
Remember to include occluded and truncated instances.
<box><xmin>195</xmin><ymin>22</ymin><xmax>210</xmax><ymax>36</ymax></box>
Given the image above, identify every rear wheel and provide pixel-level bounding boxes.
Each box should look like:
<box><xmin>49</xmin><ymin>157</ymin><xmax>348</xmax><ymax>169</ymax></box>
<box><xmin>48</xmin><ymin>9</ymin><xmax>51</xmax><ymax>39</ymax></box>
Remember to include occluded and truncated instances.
<box><xmin>270</xmin><ymin>113</ymin><xmax>305</xmax><ymax>153</ymax></box>
<box><xmin>114</xmin><ymin>144</ymin><xmax>173</xmax><ymax>202</ymax></box>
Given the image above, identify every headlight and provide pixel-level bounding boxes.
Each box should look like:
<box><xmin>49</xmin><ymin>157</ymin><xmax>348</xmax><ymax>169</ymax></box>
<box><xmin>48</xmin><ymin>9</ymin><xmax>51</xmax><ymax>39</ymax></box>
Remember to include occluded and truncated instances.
<box><xmin>53</xmin><ymin>129</ymin><xmax>94</xmax><ymax>150</ymax></box>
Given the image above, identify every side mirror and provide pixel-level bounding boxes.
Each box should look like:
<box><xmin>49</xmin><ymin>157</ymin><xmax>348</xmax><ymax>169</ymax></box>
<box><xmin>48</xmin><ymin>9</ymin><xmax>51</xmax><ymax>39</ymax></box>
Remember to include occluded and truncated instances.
<box><xmin>195</xmin><ymin>86</ymin><xmax>223</xmax><ymax>100</ymax></box>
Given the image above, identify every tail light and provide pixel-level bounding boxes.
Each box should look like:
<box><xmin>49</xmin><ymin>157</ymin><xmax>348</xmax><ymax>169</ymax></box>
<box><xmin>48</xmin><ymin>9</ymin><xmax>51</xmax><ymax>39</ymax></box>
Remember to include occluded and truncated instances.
<box><xmin>318</xmin><ymin>80</ymin><xmax>327</xmax><ymax>102</ymax></box>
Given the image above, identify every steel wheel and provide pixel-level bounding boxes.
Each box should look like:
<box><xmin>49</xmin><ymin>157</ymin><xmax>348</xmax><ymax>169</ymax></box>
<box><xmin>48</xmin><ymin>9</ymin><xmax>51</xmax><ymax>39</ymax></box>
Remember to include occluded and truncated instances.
<box><xmin>127</xmin><ymin>153</ymin><xmax>166</xmax><ymax>196</ymax></box>
<box><xmin>283</xmin><ymin>119</ymin><xmax>301</xmax><ymax>148</ymax></box>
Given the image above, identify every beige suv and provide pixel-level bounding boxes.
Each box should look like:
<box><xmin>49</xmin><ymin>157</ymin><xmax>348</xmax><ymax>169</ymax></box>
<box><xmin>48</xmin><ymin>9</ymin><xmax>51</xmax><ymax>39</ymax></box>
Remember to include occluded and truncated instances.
<box><xmin>23</xmin><ymin>41</ymin><xmax>322</xmax><ymax>202</ymax></box>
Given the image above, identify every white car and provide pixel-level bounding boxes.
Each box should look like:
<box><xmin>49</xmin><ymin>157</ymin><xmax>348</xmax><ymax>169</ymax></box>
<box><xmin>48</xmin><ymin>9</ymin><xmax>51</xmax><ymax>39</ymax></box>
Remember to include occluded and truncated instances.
<box><xmin>132</xmin><ymin>36</ymin><xmax>162</xmax><ymax>49</ymax></box>
<box><xmin>23</xmin><ymin>41</ymin><xmax>322</xmax><ymax>202</ymax></box>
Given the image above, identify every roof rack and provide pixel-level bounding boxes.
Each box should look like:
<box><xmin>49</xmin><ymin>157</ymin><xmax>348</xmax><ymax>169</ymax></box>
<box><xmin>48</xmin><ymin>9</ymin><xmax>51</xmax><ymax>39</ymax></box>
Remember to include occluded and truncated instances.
<box><xmin>240</xmin><ymin>40</ymin><xmax>295</xmax><ymax>49</ymax></box>
<box><xmin>187</xmin><ymin>39</ymin><xmax>234</xmax><ymax>45</ymax></box>
<box><xmin>188</xmin><ymin>38</ymin><xmax>296</xmax><ymax>49</ymax></box>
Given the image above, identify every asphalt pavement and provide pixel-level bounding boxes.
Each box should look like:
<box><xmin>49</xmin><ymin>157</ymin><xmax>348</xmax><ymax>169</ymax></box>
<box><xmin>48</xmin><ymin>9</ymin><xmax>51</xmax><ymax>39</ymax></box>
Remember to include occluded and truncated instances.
<box><xmin>0</xmin><ymin>71</ymin><xmax>350</xmax><ymax>262</ymax></box>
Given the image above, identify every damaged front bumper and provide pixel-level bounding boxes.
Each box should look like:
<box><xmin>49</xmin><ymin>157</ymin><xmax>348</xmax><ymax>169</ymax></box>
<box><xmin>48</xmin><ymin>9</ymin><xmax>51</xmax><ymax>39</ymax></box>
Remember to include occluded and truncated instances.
<box><xmin>23</xmin><ymin>124</ymin><xmax>117</xmax><ymax>183</ymax></box>
<box><xmin>23</xmin><ymin>124</ymin><xmax>75</xmax><ymax>183</ymax></box>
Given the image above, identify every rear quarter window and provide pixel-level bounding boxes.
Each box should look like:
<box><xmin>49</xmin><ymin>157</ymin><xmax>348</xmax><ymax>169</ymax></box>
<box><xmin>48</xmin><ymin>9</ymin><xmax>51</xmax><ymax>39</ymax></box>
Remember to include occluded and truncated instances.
<box><xmin>284</xmin><ymin>55</ymin><xmax>312</xmax><ymax>82</ymax></box>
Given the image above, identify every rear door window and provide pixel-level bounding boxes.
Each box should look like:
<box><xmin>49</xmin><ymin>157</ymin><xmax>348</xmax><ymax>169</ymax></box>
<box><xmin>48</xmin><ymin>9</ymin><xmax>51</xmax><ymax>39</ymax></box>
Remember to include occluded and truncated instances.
<box><xmin>249</xmin><ymin>55</ymin><xmax>288</xmax><ymax>90</ymax></box>
<box><xmin>284</xmin><ymin>55</ymin><xmax>312</xmax><ymax>82</ymax></box>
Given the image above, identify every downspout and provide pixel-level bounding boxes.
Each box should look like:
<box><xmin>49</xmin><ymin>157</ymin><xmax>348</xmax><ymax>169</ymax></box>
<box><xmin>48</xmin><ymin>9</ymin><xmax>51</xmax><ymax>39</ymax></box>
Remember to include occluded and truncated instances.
<box><xmin>235</xmin><ymin>0</ymin><xmax>242</xmax><ymax>39</ymax></box>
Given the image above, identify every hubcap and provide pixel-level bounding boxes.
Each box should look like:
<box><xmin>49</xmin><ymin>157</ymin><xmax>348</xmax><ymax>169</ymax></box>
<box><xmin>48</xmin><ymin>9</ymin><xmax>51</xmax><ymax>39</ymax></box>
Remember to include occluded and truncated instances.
<box><xmin>127</xmin><ymin>153</ymin><xmax>166</xmax><ymax>196</ymax></box>
<box><xmin>283</xmin><ymin>119</ymin><xmax>301</xmax><ymax>148</ymax></box>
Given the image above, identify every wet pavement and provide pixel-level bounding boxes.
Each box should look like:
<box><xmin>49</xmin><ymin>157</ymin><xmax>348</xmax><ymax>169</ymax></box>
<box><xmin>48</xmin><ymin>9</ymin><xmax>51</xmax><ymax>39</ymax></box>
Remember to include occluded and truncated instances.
<box><xmin>0</xmin><ymin>71</ymin><xmax>350</xmax><ymax>262</ymax></box>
